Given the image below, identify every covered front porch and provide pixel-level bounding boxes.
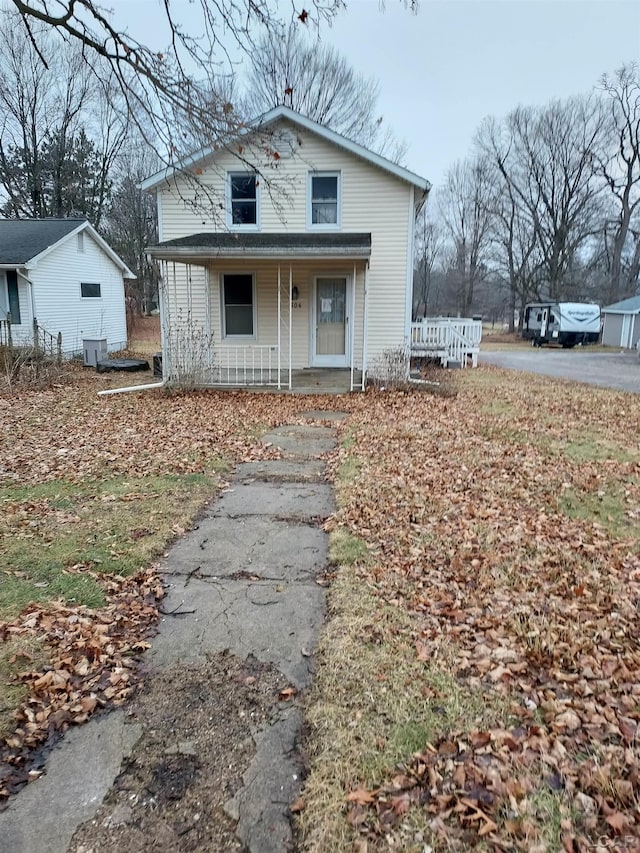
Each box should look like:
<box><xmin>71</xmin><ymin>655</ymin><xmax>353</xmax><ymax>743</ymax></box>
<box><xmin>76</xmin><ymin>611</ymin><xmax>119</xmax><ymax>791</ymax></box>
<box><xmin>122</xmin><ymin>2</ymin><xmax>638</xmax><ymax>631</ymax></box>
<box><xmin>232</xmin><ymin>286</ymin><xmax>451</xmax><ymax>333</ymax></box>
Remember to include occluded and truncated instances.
<box><xmin>148</xmin><ymin>233</ymin><xmax>371</xmax><ymax>391</ymax></box>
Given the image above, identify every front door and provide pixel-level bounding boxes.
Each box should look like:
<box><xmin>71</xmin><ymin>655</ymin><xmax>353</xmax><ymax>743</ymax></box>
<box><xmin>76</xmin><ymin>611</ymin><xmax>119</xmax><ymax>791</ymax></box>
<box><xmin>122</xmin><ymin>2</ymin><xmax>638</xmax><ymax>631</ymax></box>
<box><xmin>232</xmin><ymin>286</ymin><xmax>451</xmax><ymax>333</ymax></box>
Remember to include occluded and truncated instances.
<box><xmin>313</xmin><ymin>277</ymin><xmax>349</xmax><ymax>367</ymax></box>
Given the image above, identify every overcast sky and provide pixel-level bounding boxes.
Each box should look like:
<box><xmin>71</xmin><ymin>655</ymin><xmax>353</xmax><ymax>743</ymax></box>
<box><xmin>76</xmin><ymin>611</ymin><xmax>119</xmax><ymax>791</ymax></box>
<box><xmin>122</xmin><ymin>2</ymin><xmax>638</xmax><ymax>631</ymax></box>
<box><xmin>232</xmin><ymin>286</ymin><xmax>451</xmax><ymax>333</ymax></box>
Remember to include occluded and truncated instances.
<box><xmin>321</xmin><ymin>0</ymin><xmax>640</xmax><ymax>187</ymax></box>
<box><xmin>115</xmin><ymin>0</ymin><xmax>640</xmax><ymax>188</ymax></box>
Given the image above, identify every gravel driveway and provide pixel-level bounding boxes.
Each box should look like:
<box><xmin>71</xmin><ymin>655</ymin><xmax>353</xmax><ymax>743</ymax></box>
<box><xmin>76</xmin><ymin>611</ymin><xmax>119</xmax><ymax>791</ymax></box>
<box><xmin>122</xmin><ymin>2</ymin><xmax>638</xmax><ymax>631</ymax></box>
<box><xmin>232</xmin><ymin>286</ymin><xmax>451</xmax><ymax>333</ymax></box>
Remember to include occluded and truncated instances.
<box><xmin>479</xmin><ymin>348</ymin><xmax>640</xmax><ymax>393</ymax></box>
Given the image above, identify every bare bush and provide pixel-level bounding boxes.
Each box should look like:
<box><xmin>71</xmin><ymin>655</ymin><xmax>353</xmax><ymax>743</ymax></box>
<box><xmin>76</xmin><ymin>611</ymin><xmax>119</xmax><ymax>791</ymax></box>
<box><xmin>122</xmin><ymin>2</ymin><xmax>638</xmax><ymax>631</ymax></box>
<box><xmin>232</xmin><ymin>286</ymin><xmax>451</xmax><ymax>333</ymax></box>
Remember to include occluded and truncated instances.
<box><xmin>162</xmin><ymin>310</ymin><xmax>214</xmax><ymax>389</ymax></box>
<box><xmin>369</xmin><ymin>345</ymin><xmax>410</xmax><ymax>390</ymax></box>
<box><xmin>1</xmin><ymin>346</ymin><xmax>68</xmax><ymax>392</ymax></box>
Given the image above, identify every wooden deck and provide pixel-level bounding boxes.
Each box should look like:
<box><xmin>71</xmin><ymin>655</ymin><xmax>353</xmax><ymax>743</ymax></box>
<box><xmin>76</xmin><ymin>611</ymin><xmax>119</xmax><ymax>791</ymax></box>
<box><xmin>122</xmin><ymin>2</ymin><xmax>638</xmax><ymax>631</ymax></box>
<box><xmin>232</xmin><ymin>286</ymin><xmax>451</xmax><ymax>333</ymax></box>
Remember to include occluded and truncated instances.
<box><xmin>411</xmin><ymin>318</ymin><xmax>482</xmax><ymax>367</ymax></box>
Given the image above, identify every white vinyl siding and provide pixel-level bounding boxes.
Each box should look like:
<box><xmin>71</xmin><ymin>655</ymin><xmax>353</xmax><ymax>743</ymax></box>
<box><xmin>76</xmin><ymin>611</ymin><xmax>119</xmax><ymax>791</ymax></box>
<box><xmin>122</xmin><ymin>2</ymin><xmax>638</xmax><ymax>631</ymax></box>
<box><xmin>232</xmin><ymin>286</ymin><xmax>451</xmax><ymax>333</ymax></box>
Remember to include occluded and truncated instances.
<box><xmin>158</xmin><ymin>118</ymin><xmax>413</xmax><ymax>365</ymax></box>
<box><xmin>8</xmin><ymin>232</ymin><xmax>127</xmax><ymax>354</ymax></box>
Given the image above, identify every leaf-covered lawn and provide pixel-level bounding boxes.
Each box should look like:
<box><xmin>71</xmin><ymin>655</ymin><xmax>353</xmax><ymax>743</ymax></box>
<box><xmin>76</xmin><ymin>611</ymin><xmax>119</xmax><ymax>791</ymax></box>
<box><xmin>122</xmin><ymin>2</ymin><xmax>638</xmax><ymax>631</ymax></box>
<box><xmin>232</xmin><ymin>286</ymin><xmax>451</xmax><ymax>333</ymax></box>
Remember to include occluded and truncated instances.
<box><xmin>2</xmin><ymin>364</ymin><xmax>639</xmax><ymax>847</ymax></box>
<box><xmin>0</xmin><ymin>367</ymin><xmax>346</xmax><ymax>802</ymax></box>
<box><xmin>300</xmin><ymin>368</ymin><xmax>640</xmax><ymax>852</ymax></box>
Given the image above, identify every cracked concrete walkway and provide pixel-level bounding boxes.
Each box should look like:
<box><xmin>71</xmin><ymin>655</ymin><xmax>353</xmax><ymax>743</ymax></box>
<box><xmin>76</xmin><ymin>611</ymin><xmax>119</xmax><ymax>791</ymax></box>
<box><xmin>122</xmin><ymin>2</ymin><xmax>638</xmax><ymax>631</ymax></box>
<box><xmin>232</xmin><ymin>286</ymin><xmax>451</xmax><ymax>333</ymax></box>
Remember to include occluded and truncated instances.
<box><xmin>0</xmin><ymin>413</ymin><xmax>347</xmax><ymax>853</ymax></box>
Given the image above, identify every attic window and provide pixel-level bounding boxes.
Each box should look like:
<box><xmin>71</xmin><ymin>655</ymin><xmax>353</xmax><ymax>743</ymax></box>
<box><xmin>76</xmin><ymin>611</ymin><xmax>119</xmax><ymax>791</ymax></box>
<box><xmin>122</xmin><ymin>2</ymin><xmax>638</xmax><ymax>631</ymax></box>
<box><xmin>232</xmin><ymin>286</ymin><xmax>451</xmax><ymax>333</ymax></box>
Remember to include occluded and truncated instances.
<box><xmin>77</xmin><ymin>232</ymin><xmax>85</xmax><ymax>252</ymax></box>
<box><xmin>229</xmin><ymin>173</ymin><xmax>258</xmax><ymax>226</ymax></box>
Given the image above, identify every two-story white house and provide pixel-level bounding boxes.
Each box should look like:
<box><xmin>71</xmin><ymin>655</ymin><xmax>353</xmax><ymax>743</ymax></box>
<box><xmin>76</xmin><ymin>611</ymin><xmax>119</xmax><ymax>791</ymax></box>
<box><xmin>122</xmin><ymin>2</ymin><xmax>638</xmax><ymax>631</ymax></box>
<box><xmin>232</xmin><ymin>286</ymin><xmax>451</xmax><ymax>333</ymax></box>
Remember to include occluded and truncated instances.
<box><xmin>142</xmin><ymin>106</ymin><xmax>430</xmax><ymax>390</ymax></box>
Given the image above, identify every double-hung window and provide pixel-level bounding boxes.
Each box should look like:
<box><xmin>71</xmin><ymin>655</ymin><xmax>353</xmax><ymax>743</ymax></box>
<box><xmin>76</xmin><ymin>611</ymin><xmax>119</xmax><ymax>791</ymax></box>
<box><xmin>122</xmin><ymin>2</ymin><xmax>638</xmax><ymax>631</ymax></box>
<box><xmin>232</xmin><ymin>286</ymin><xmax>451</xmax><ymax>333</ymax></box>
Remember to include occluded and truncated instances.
<box><xmin>222</xmin><ymin>274</ymin><xmax>255</xmax><ymax>337</ymax></box>
<box><xmin>308</xmin><ymin>172</ymin><xmax>340</xmax><ymax>228</ymax></box>
<box><xmin>229</xmin><ymin>173</ymin><xmax>258</xmax><ymax>227</ymax></box>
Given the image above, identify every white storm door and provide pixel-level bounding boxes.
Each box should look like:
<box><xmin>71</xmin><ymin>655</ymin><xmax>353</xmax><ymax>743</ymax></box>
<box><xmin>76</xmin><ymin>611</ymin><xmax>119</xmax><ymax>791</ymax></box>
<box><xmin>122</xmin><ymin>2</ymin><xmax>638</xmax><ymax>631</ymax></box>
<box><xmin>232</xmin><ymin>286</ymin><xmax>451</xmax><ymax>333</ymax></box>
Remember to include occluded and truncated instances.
<box><xmin>313</xmin><ymin>277</ymin><xmax>349</xmax><ymax>367</ymax></box>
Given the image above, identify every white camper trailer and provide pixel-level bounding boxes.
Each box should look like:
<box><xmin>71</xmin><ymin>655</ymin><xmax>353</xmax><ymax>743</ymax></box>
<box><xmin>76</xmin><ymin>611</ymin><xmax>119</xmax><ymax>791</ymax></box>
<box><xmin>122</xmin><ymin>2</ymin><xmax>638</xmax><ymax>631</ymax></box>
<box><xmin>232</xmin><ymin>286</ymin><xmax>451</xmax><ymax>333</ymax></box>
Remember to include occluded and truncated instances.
<box><xmin>522</xmin><ymin>302</ymin><xmax>601</xmax><ymax>348</ymax></box>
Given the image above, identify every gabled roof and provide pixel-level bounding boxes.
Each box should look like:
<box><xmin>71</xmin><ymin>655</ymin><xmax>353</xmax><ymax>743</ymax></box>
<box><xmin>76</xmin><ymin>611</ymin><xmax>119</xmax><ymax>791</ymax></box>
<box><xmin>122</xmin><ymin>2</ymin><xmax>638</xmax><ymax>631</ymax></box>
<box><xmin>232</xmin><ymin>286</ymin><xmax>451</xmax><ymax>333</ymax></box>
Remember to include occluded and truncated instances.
<box><xmin>0</xmin><ymin>218</ymin><xmax>136</xmax><ymax>278</ymax></box>
<box><xmin>602</xmin><ymin>295</ymin><xmax>640</xmax><ymax>314</ymax></box>
<box><xmin>147</xmin><ymin>232</ymin><xmax>372</xmax><ymax>260</ymax></box>
<box><xmin>140</xmin><ymin>106</ymin><xmax>430</xmax><ymax>194</ymax></box>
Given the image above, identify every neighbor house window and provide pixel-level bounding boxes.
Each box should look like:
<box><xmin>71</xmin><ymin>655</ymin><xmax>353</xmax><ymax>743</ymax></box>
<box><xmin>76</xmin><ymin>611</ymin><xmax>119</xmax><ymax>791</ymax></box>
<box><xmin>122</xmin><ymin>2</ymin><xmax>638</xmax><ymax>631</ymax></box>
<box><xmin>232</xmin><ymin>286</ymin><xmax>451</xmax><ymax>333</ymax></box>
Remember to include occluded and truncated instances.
<box><xmin>308</xmin><ymin>172</ymin><xmax>340</xmax><ymax>227</ymax></box>
<box><xmin>229</xmin><ymin>173</ymin><xmax>258</xmax><ymax>226</ymax></box>
<box><xmin>222</xmin><ymin>274</ymin><xmax>254</xmax><ymax>337</ymax></box>
<box><xmin>77</xmin><ymin>232</ymin><xmax>85</xmax><ymax>252</ymax></box>
<box><xmin>81</xmin><ymin>282</ymin><xmax>101</xmax><ymax>298</ymax></box>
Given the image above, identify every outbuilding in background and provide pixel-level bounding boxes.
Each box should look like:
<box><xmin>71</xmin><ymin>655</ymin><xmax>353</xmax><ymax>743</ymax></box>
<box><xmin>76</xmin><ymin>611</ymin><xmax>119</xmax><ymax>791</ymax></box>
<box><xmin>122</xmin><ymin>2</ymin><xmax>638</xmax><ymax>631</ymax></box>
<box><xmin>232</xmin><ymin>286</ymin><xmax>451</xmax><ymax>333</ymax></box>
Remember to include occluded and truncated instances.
<box><xmin>601</xmin><ymin>295</ymin><xmax>640</xmax><ymax>349</ymax></box>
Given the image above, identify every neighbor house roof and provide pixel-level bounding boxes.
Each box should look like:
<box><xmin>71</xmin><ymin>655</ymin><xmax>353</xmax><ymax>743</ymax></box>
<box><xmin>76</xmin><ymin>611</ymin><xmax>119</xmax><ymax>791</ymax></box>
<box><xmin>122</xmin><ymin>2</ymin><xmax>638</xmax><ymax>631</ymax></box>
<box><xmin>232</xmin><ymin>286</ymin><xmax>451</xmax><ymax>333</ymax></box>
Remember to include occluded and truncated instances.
<box><xmin>140</xmin><ymin>106</ymin><xmax>430</xmax><ymax>195</ymax></box>
<box><xmin>602</xmin><ymin>295</ymin><xmax>640</xmax><ymax>314</ymax></box>
<box><xmin>147</xmin><ymin>232</ymin><xmax>372</xmax><ymax>261</ymax></box>
<box><xmin>0</xmin><ymin>218</ymin><xmax>136</xmax><ymax>278</ymax></box>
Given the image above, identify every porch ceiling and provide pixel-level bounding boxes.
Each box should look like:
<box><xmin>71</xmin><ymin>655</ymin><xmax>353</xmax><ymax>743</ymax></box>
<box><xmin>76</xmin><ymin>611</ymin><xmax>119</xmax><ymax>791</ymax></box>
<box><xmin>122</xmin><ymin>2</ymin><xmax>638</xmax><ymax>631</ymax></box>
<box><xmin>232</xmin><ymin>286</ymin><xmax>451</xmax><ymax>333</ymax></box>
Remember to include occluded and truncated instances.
<box><xmin>146</xmin><ymin>232</ymin><xmax>371</xmax><ymax>262</ymax></box>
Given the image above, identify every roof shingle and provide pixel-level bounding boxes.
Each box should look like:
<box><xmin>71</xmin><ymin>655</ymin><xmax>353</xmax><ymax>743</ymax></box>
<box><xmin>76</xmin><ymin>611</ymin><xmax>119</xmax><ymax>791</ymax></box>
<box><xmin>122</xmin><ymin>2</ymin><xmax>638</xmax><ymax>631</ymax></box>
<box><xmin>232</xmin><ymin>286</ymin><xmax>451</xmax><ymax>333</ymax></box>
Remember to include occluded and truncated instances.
<box><xmin>0</xmin><ymin>219</ymin><xmax>86</xmax><ymax>265</ymax></box>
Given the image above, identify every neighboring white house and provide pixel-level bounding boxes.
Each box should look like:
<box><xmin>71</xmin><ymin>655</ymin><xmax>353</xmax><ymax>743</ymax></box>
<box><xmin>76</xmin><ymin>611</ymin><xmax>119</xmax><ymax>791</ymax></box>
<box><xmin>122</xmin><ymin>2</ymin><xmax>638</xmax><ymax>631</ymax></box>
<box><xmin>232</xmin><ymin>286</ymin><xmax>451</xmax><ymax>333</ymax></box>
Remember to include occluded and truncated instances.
<box><xmin>142</xmin><ymin>106</ymin><xmax>431</xmax><ymax>390</ymax></box>
<box><xmin>601</xmin><ymin>295</ymin><xmax>640</xmax><ymax>349</ymax></box>
<box><xmin>0</xmin><ymin>218</ymin><xmax>135</xmax><ymax>356</ymax></box>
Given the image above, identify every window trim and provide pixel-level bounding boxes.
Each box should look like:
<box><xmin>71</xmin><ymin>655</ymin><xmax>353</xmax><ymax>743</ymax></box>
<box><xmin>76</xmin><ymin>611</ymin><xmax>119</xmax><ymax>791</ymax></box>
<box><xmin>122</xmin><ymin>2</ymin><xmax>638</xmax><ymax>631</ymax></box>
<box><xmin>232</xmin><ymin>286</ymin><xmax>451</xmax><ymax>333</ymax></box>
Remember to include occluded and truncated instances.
<box><xmin>220</xmin><ymin>272</ymin><xmax>257</xmax><ymax>340</ymax></box>
<box><xmin>227</xmin><ymin>172</ymin><xmax>260</xmax><ymax>231</ymax></box>
<box><xmin>80</xmin><ymin>282</ymin><xmax>102</xmax><ymax>299</ymax></box>
<box><xmin>307</xmin><ymin>171</ymin><xmax>341</xmax><ymax>230</ymax></box>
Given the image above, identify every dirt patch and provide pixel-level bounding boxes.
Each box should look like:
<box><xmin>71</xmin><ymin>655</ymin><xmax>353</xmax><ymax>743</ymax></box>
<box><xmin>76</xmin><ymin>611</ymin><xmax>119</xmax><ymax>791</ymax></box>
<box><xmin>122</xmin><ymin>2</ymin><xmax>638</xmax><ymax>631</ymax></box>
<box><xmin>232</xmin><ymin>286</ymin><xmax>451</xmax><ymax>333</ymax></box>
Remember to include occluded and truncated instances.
<box><xmin>69</xmin><ymin>650</ymin><xmax>286</xmax><ymax>853</ymax></box>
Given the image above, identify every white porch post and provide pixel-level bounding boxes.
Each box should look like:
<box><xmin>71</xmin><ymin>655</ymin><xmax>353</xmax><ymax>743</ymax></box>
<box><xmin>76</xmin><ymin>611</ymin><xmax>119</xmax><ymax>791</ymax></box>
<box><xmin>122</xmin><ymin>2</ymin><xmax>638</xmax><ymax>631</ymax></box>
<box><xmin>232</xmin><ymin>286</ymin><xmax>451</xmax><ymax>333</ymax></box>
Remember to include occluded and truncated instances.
<box><xmin>361</xmin><ymin>260</ymin><xmax>369</xmax><ymax>391</ymax></box>
<box><xmin>277</xmin><ymin>264</ymin><xmax>282</xmax><ymax>390</ymax></box>
<box><xmin>350</xmin><ymin>262</ymin><xmax>356</xmax><ymax>391</ymax></box>
<box><xmin>204</xmin><ymin>266</ymin><xmax>213</xmax><ymax>372</ymax></box>
<box><xmin>288</xmin><ymin>264</ymin><xmax>293</xmax><ymax>390</ymax></box>
<box><xmin>159</xmin><ymin>260</ymin><xmax>167</xmax><ymax>381</ymax></box>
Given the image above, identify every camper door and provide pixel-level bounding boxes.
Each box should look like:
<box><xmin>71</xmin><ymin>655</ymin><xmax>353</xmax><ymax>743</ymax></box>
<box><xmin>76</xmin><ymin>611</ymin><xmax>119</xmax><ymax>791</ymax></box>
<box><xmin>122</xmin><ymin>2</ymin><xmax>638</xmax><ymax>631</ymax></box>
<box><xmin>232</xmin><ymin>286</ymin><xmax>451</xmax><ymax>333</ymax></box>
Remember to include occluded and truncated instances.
<box><xmin>540</xmin><ymin>308</ymin><xmax>548</xmax><ymax>339</ymax></box>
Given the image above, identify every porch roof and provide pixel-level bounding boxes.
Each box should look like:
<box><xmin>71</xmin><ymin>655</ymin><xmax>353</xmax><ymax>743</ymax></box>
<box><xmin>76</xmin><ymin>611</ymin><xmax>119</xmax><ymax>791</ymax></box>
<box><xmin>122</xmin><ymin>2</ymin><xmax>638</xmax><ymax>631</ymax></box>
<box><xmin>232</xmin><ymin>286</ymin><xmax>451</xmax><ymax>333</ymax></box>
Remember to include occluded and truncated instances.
<box><xmin>147</xmin><ymin>232</ymin><xmax>372</xmax><ymax>262</ymax></box>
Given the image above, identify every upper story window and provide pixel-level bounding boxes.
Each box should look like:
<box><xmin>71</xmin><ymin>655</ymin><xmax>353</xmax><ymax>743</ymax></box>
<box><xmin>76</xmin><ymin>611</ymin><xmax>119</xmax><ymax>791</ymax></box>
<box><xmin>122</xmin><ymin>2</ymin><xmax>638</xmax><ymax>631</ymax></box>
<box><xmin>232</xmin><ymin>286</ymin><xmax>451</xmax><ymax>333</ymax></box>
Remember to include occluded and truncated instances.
<box><xmin>308</xmin><ymin>172</ymin><xmax>341</xmax><ymax>228</ymax></box>
<box><xmin>229</xmin><ymin>173</ymin><xmax>258</xmax><ymax>227</ymax></box>
<box><xmin>77</xmin><ymin>232</ymin><xmax>85</xmax><ymax>252</ymax></box>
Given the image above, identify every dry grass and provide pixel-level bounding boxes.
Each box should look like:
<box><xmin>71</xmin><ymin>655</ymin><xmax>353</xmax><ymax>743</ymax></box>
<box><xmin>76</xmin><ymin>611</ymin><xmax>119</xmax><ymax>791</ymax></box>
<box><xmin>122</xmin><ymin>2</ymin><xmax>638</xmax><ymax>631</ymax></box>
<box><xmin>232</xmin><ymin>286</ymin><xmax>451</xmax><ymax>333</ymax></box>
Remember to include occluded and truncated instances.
<box><xmin>298</xmin><ymin>369</ymin><xmax>640</xmax><ymax>850</ymax></box>
<box><xmin>298</xmin><ymin>567</ymin><xmax>511</xmax><ymax>851</ymax></box>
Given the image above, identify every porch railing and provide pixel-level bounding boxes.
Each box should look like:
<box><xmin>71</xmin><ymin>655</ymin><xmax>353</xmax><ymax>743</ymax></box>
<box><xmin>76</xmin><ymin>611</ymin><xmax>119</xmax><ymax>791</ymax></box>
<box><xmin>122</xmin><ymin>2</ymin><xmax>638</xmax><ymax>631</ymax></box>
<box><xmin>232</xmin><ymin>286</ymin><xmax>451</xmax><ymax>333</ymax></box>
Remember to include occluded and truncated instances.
<box><xmin>0</xmin><ymin>318</ymin><xmax>12</xmax><ymax>348</ymax></box>
<box><xmin>212</xmin><ymin>345</ymin><xmax>282</xmax><ymax>386</ymax></box>
<box><xmin>0</xmin><ymin>315</ymin><xmax>62</xmax><ymax>363</ymax></box>
<box><xmin>411</xmin><ymin>318</ymin><xmax>482</xmax><ymax>368</ymax></box>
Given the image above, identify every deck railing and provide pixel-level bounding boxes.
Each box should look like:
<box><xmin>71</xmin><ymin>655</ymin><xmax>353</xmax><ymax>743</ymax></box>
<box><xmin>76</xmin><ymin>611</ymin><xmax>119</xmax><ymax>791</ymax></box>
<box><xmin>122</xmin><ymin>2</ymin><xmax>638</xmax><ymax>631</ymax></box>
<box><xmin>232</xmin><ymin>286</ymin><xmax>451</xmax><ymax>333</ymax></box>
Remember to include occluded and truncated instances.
<box><xmin>411</xmin><ymin>318</ymin><xmax>482</xmax><ymax>367</ymax></box>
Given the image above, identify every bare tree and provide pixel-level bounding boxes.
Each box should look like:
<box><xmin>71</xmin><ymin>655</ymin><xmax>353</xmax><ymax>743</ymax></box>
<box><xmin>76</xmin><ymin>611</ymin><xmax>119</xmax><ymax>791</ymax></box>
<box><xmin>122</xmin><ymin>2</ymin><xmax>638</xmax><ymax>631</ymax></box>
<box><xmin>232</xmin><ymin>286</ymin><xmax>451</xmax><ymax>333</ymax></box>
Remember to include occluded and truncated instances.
<box><xmin>477</xmin><ymin>98</ymin><xmax>606</xmax><ymax>302</ymax></box>
<box><xmin>439</xmin><ymin>157</ymin><xmax>495</xmax><ymax>316</ymax></box>
<box><xmin>9</xmin><ymin>1</ymin><xmax>417</xmax><ymax>169</ymax></box>
<box><xmin>103</xmin><ymin>145</ymin><xmax>161</xmax><ymax>314</ymax></box>
<box><xmin>413</xmin><ymin>208</ymin><xmax>442</xmax><ymax>317</ymax></box>
<box><xmin>0</xmin><ymin>15</ymin><xmax>127</xmax><ymax>225</ymax></box>
<box><xmin>477</xmin><ymin>117</ymin><xmax>541</xmax><ymax>329</ymax></box>
<box><xmin>244</xmin><ymin>24</ymin><xmax>407</xmax><ymax>160</ymax></box>
<box><xmin>597</xmin><ymin>63</ymin><xmax>640</xmax><ymax>302</ymax></box>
